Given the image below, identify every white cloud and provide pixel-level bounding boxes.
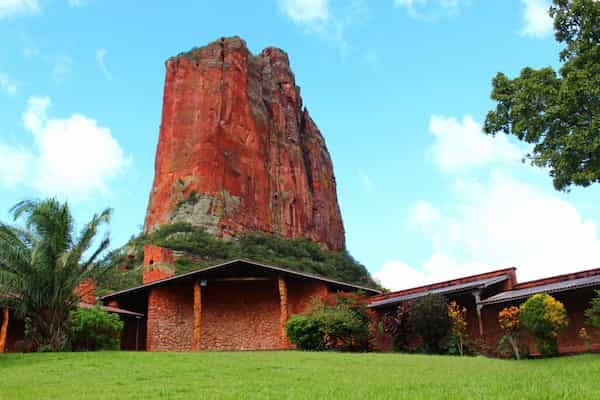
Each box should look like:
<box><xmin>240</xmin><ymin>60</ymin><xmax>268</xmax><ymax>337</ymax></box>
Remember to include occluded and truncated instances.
<box><xmin>0</xmin><ymin>73</ymin><xmax>17</xmax><ymax>95</ymax></box>
<box><xmin>0</xmin><ymin>96</ymin><xmax>130</xmax><ymax>198</ymax></box>
<box><xmin>96</xmin><ymin>48</ymin><xmax>112</xmax><ymax>80</ymax></box>
<box><xmin>374</xmin><ymin>115</ymin><xmax>600</xmax><ymax>291</ymax></box>
<box><xmin>429</xmin><ymin>115</ymin><xmax>522</xmax><ymax>173</ymax></box>
<box><xmin>521</xmin><ymin>0</ymin><xmax>553</xmax><ymax>38</ymax></box>
<box><xmin>278</xmin><ymin>0</ymin><xmax>329</xmax><ymax>24</ymax></box>
<box><xmin>357</xmin><ymin>168</ymin><xmax>374</xmax><ymax>193</ymax></box>
<box><xmin>0</xmin><ymin>0</ymin><xmax>40</xmax><ymax>19</ymax></box>
<box><xmin>278</xmin><ymin>0</ymin><xmax>367</xmax><ymax>58</ymax></box>
<box><xmin>393</xmin><ymin>0</ymin><xmax>465</xmax><ymax>20</ymax></box>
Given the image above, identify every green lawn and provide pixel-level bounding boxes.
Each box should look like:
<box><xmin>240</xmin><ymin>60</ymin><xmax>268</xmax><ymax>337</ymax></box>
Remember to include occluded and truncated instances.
<box><xmin>1</xmin><ymin>352</ymin><xmax>599</xmax><ymax>399</ymax></box>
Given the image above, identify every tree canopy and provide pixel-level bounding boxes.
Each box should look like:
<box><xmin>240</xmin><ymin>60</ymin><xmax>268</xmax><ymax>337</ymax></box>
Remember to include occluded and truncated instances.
<box><xmin>484</xmin><ymin>0</ymin><xmax>599</xmax><ymax>191</ymax></box>
<box><xmin>0</xmin><ymin>199</ymin><xmax>111</xmax><ymax>351</ymax></box>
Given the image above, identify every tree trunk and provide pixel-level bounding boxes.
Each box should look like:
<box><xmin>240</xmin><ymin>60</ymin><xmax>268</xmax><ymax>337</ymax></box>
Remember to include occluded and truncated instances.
<box><xmin>508</xmin><ymin>335</ymin><xmax>520</xmax><ymax>360</ymax></box>
<box><xmin>0</xmin><ymin>307</ymin><xmax>9</xmax><ymax>353</ymax></box>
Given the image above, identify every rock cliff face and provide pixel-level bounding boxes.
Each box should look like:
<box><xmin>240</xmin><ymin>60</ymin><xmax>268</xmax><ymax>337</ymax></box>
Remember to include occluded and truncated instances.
<box><xmin>144</xmin><ymin>37</ymin><xmax>345</xmax><ymax>251</ymax></box>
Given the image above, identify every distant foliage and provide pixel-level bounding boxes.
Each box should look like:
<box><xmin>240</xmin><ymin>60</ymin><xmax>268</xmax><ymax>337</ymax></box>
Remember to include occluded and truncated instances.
<box><xmin>447</xmin><ymin>301</ymin><xmax>468</xmax><ymax>356</ymax></box>
<box><xmin>69</xmin><ymin>305</ymin><xmax>124</xmax><ymax>351</ymax></box>
<box><xmin>285</xmin><ymin>292</ymin><xmax>374</xmax><ymax>352</ymax></box>
<box><xmin>498</xmin><ymin>306</ymin><xmax>522</xmax><ymax>359</ymax></box>
<box><xmin>584</xmin><ymin>289</ymin><xmax>600</xmax><ymax>328</ymax></box>
<box><xmin>408</xmin><ymin>294</ymin><xmax>451</xmax><ymax>354</ymax></box>
<box><xmin>98</xmin><ymin>223</ymin><xmax>379</xmax><ymax>292</ymax></box>
<box><xmin>520</xmin><ymin>294</ymin><xmax>569</xmax><ymax>357</ymax></box>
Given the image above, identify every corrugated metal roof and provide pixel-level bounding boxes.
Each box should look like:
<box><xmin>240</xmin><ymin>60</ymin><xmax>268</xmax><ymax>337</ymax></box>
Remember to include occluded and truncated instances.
<box><xmin>368</xmin><ymin>275</ymin><xmax>509</xmax><ymax>308</ymax></box>
<box><xmin>481</xmin><ymin>274</ymin><xmax>600</xmax><ymax>305</ymax></box>
<box><xmin>101</xmin><ymin>259</ymin><xmax>381</xmax><ymax>300</ymax></box>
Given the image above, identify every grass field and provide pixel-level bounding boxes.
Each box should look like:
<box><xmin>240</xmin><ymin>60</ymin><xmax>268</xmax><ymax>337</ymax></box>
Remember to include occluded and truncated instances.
<box><xmin>1</xmin><ymin>352</ymin><xmax>600</xmax><ymax>399</ymax></box>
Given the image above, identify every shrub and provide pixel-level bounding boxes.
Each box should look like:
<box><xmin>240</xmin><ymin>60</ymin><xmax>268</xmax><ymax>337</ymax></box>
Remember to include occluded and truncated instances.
<box><xmin>579</xmin><ymin>327</ymin><xmax>592</xmax><ymax>353</ymax></box>
<box><xmin>286</xmin><ymin>293</ymin><xmax>374</xmax><ymax>352</ymax></box>
<box><xmin>498</xmin><ymin>306</ymin><xmax>521</xmax><ymax>359</ymax></box>
<box><xmin>584</xmin><ymin>289</ymin><xmax>600</xmax><ymax>328</ymax></box>
<box><xmin>408</xmin><ymin>294</ymin><xmax>451</xmax><ymax>354</ymax></box>
<box><xmin>520</xmin><ymin>293</ymin><xmax>569</xmax><ymax>357</ymax></box>
<box><xmin>69</xmin><ymin>305</ymin><xmax>124</xmax><ymax>351</ymax></box>
<box><xmin>447</xmin><ymin>301</ymin><xmax>468</xmax><ymax>356</ymax></box>
<box><xmin>383</xmin><ymin>302</ymin><xmax>413</xmax><ymax>351</ymax></box>
<box><xmin>286</xmin><ymin>315</ymin><xmax>325</xmax><ymax>351</ymax></box>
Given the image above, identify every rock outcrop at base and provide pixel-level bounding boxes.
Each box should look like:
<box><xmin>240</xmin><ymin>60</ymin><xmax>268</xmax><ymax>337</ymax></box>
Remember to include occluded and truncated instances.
<box><xmin>144</xmin><ymin>36</ymin><xmax>346</xmax><ymax>251</ymax></box>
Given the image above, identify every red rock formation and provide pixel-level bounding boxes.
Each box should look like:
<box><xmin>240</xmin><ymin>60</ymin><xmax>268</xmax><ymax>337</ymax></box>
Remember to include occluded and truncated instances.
<box><xmin>144</xmin><ymin>36</ymin><xmax>345</xmax><ymax>251</ymax></box>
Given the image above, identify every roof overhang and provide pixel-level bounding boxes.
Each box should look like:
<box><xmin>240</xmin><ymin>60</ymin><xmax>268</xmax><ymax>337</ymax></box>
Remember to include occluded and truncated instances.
<box><xmin>368</xmin><ymin>275</ymin><xmax>509</xmax><ymax>308</ymax></box>
<box><xmin>481</xmin><ymin>275</ymin><xmax>600</xmax><ymax>306</ymax></box>
<box><xmin>101</xmin><ymin>259</ymin><xmax>381</xmax><ymax>301</ymax></box>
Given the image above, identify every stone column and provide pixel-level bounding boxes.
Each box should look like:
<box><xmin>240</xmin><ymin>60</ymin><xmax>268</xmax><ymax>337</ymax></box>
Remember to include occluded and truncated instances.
<box><xmin>278</xmin><ymin>276</ymin><xmax>289</xmax><ymax>348</ymax></box>
<box><xmin>0</xmin><ymin>307</ymin><xmax>8</xmax><ymax>353</ymax></box>
<box><xmin>192</xmin><ymin>281</ymin><xmax>202</xmax><ymax>351</ymax></box>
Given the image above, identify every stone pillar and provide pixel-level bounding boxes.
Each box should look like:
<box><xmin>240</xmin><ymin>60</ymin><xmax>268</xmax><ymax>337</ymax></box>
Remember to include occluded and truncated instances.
<box><xmin>192</xmin><ymin>281</ymin><xmax>202</xmax><ymax>351</ymax></box>
<box><xmin>278</xmin><ymin>276</ymin><xmax>289</xmax><ymax>348</ymax></box>
<box><xmin>473</xmin><ymin>290</ymin><xmax>484</xmax><ymax>337</ymax></box>
<box><xmin>0</xmin><ymin>307</ymin><xmax>8</xmax><ymax>353</ymax></box>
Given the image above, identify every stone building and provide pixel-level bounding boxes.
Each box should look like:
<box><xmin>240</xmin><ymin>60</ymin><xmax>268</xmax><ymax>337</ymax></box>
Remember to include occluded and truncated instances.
<box><xmin>369</xmin><ymin>267</ymin><xmax>600</xmax><ymax>355</ymax></box>
<box><xmin>98</xmin><ymin>245</ymin><xmax>380</xmax><ymax>352</ymax></box>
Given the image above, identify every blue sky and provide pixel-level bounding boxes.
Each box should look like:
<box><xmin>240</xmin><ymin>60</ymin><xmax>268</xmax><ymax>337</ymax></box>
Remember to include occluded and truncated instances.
<box><xmin>2</xmin><ymin>0</ymin><xmax>600</xmax><ymax>290</ymax></box>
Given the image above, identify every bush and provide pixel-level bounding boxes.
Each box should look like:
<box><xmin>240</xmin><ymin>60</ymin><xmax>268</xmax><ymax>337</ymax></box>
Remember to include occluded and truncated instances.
<box><xmin>520</xmin><ymin>293</ymin><xmax>569</xmax><ymax>357</ymax></box>
<box><xmin>69</xmin><ymin>305</ymin><xmax>124</xmax><ymax>351</ymax></box>
<box><xmin>408</xmin><ymin>294</ymin><xmax>451</xmax><ymax>354</ymax></box>
<box><xmin>285</xmin><ymin>293</ymin><xmax>374</xmax><ymax>352</ymax></box>
<box><xmin>383</xmin><ymin>302</ymin><xmax>413</xmax><ymax>351</ymax></box>
<box><xmin>447</xmin><ymin>301</ymin><xmax>468</xmax><ymax>356</ymax></box>
<box><xmin>584</xmin><ymin>289</ymin><xmax>600</xmax><ymax>328</ymax></box>
<box><xmin>286</xmin><ymin>315</ymin><xmax>325</xmax><ymax>351</ymax></box>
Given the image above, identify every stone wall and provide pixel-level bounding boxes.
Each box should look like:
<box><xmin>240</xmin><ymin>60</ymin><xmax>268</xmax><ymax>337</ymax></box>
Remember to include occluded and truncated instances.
<box><xmin>144</xmin><ymin>276</ymin><xmax>333</xmax><ymax>351</ymax></box>
<box><xmin>146</xmin><ymin>283</ymin><xmax>194</xmax><ymax>351</ymax></box>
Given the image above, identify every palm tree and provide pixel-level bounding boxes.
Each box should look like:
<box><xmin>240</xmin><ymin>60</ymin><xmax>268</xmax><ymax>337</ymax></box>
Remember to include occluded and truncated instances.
<box><xmin>0</xmin><ymin>199</ymin><xmax>111</xmax><ymax>351</ymax></box>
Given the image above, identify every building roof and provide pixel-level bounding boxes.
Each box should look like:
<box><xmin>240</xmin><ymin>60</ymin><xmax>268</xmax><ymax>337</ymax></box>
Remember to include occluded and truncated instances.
<box><xmin>100</xmin><ymin>259</ymin><xmax>381</xmax><ymax>300</ymax></box>
<box><xmin>78</xmin><ymin>302</ymin><xmax>144</xmax><ymax>318</ymax></box>
<box><xmin>481</xmin><ymin>274</ymin><xmax>600</xmax><ymax>305</ymax></box>
<box><xmin>369</xmin><ymin>275</ymin><xmax>509</xmax><ymax>308</ymax></box>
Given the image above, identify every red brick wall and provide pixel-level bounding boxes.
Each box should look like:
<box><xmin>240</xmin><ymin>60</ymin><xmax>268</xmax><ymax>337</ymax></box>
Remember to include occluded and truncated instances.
<box><xmin>287</xmin><ymin>279</ymin><xmax>330</xmax><ymax>315</ymax></box>
<box><xmin>77</xmin><ymin>279</ymin><xmax>96</xmax><ymax>304</ymax></box>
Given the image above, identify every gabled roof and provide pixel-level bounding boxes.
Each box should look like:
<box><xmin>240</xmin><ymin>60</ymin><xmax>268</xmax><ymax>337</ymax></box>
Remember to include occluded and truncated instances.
<box><xmin>481</xmin><ymin>274</ymin><xmax>600</xmax><ymax>305</ymax></box>
<box><xmin>100</xmin><ymin>259</ymin><xmax>381</xmax><ymax>300</ymax></box>
<box><xmin>369</xmin><ymin>274</ymin><xmax>509</xmax><ymax>308</ymax></box>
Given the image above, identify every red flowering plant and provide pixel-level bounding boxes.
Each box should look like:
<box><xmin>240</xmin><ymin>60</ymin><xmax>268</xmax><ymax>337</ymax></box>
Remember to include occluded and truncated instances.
<box><xmin>448</xmin><ymin>301</ymin><xmax>468</xmax><ymax>356</ymax></box>
<box><xmin>498</xmin><ymin>306</ymin><xmax>521</xmax><ymax>359</ymax></box>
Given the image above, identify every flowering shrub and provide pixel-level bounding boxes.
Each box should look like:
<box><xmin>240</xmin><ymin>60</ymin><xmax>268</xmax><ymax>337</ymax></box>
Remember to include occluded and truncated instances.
<box><xmin>520</xmin><ymin>294</ymin><xmax>569</xmax><ymax>357</ymax></box>
<box><xmin>498</xmin><ymin>306</ymin><xmax>521</xmax><ymax>359</ymax></box>
<box><xmin>448</xmin><ymin>301</ymin><xmax>468</xmax><ymax>356</ymax></box>
<box><xmin>383</xmin><ymin>302</ymin><xmax>413</xmax><ymax>351</ymax></box>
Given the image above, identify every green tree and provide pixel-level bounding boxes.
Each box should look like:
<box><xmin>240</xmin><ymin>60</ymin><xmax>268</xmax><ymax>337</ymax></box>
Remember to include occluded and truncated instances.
<box><xmin>584</xmin><ymin>289</ymin><xmax>600</xmax><ymax>327</ymax></box>
<box><xmin>69</xmin><ymin>305</ymin><xmax>123</xmax><ymax>351</ymax></box>
<box><xmin>520</xmin><ymin>293</ymin><xmax>569</xmax><ymax>357</ymax></box>
<box><xmin>0</xmin><ymin>199</ymin><xmax>111</xmax><ymax>351</ymax></box>
<box><xmin>408</xmin><ymin>294</ymin><xmax>451</xmax><ymax>354</ymax></box>
<box><xmin>484</xmin><ymin>0</ymin><xmax>600</xmax><ymax>191</ymax></box>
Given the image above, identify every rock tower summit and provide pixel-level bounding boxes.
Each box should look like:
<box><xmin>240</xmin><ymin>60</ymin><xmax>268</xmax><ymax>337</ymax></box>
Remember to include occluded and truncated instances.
<box><xmin>144</xmin><ymin>37</ymin><xmax>345</xmax><ymax>251</ymax></box>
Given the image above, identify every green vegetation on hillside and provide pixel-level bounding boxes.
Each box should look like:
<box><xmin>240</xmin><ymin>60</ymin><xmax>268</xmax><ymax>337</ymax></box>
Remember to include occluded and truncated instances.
<box><xmin>2</xmin><ymin>352</ymin><xmax>600</xmax><ymax>399</ymax></box>
<box><xmin>96</xmin><ymin>223</ymin><xmax>379</xmax><ymax>294</ymax></box>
